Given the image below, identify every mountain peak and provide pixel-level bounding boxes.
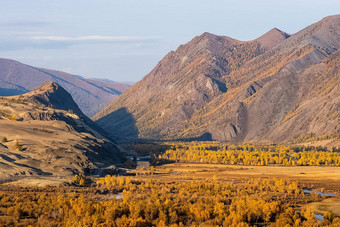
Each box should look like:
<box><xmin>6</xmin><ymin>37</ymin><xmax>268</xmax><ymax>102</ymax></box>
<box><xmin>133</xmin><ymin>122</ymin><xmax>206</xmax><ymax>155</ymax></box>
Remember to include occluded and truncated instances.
<box><xmin>199</xmin><ymin>32</ymin><xmax>218</xmax><ymax>39</ymax></box>
<box><xmin>255</xmin><ymin>27</ymin><xmax>290</xmax><ymax>50</ymax></box>
<box><xmin>37</xmin><ymin>81</ymin><xmax>60</xmax><ymax>91</ymax></box>
<box><xmin>24</xmin><ymin>81</ymin><xmax>83</xmax><ymax>116</ymax></box>
<box><xmin>197</xmin><ymin>31</ymin><xmax>239</xmax><ymax>43</ymax></box>
<box><xmin>268</xmin><ymin>27</ymin><xmax>290</xmax><ymax>37</ymax></box>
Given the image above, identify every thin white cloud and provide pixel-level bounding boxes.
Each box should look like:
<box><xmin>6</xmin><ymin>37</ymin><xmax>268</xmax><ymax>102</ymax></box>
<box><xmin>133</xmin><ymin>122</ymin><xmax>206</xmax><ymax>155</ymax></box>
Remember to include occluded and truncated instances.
<box><xmin>0</xmin><ymin>33</ymin><xmax>164</xmax><ymax>51</ymax></box>
<box><xmin>30</xmin><ymin>35</ymin><xmax>162</xmax><ymax>42</ymax></box>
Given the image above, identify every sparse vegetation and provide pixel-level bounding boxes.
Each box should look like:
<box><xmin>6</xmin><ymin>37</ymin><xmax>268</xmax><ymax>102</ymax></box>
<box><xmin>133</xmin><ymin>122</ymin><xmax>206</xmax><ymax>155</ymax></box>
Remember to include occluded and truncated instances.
<box><xmin>293</xmin><ymin>133</ymin><xmax>340</xmax><ymax>144</ymax></box>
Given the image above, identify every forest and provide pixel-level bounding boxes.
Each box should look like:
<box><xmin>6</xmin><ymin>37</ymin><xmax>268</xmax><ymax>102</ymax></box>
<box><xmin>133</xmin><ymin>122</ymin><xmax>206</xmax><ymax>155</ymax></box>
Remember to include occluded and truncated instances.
<box><xmin>158</xmin><ymin>142</ymin><xmax>340</xmax><ymax>166</ymax></box>
<box><xmin>1</xmin><ymin>176</ymin><xmax>339</xmax><ymax>226</ymax></box>
<box><xmin>1</xmin><ymin>142</ymin><xmax>340</xmax><ymax>226</ymax></box>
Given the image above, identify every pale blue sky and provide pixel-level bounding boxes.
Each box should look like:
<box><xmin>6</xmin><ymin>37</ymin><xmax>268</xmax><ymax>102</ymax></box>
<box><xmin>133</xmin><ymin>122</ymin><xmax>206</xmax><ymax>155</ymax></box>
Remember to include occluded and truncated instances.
<box><xmin>0</xmin><ymin>0</ymin><xmax>339</xmax><ymax>82</ymax></box>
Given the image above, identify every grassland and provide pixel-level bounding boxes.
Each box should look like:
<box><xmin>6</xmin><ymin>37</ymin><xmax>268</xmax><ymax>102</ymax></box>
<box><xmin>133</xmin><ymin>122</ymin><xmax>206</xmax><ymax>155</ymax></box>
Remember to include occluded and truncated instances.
<box><xmin>154</xmin><ymin>163</ymin><xmax>340</xmax><ymax>182</ymax></box>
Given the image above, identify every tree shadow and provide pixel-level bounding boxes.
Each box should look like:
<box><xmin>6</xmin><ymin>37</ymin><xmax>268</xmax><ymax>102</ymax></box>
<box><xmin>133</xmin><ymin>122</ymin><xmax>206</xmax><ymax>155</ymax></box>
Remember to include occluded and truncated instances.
<box><xmin>96</xmin><ymin>107</ymin><xmax>139</xmax><ymax>140</ymax></box>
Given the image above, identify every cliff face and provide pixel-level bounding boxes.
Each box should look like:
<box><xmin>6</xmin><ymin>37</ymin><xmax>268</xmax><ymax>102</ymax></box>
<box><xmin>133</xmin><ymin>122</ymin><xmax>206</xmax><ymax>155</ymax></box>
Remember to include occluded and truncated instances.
<box><xmin>94</xmin><ymin>15</ymin><xmax>340</xmax><ymax>142</ymax></box>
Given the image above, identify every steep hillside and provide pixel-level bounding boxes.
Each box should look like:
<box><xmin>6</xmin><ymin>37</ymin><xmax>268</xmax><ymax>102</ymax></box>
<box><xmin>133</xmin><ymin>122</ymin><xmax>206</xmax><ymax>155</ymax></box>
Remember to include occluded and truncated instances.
<box><xmin>0</xmin><ymin>59</ymin><xmax>131</xmax><ymax>117</ymax></box>
<box><xmin>94</xmin><ymin>15</ymin><xmax>340</xmax><ymax>142</ymax></box>
<box><xmin>0</xmin><ymin>81</ymin><xmax>125</xmax><ymax>179</ymax></box>
<box><xmin>94</xmin><ymin>31</ymin><xmax>288</xmax><ymax>139</ymax></box>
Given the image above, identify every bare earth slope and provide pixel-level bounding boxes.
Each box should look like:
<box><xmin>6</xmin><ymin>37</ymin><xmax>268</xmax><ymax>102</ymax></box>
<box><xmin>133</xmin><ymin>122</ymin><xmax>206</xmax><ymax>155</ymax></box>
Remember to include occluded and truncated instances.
<box><xmin>0</xmin><ymin>81</ymin><xmax>125</xmax><ymax>179</ymax></box>
<box><xmin>94</xmin><ymin>15</ymin><xmax>340</xmax><ymax>142</ymax></box>
<box><xmin>0</xmin><ymin>59</ymin><xmax>131</xmax><ymax>117</ymax></box>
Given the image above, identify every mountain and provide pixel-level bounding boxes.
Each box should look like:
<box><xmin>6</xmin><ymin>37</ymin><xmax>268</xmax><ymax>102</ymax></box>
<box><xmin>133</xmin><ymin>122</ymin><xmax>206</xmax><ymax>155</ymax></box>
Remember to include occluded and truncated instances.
<box><xmin>0</xmin><ymin>81</ymin><xmax>125</xmax><ymax>178</ymax></box>
<box><xmin>94</xmin><ymin>15</ymin><xmax>340</xmax><ymax>142</ymax></box>
<box><xmin>0</xmin><ymin>59</ymin><xmax>131</xmax><ymax>117</ymax></box>
<box><xmin>254</xmin><ymin>28</ymin><xmax>290</xmax><ymax>50</ymax></box>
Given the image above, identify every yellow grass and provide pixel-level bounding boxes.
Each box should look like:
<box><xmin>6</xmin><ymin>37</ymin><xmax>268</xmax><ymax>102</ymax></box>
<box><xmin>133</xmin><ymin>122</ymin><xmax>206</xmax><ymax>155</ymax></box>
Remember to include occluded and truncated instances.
<box><xmin>304</xmin><ymin>197</ymin><xmax>340</xmax><ymax>217</ymax></box>
<box><xmin>156</xmin><ymin>163</ymin><xmax>340</xmax><ymax>181</ymax></box>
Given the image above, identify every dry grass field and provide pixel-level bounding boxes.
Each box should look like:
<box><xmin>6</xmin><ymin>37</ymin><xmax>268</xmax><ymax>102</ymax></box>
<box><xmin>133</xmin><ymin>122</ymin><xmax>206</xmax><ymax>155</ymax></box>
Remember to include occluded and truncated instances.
<box><xmin>304</xmin><ymin>197</ymin><xmax>340</xmax><ymax>217</ymax></box>
<box><xmin>153</xmin><ymin>163</ymin><xmax>340</xmax><ymax>182</ymax></box>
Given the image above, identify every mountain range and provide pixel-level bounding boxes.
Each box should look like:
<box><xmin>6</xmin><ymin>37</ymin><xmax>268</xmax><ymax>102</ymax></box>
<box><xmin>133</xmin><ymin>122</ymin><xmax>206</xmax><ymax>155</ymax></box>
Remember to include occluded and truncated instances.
<box><xmin>93</xmin><ymin>15</ymin><xmax>340</xmax><ymax>142</ymax></box>
<box><xmin>0</xmin><ymin>58</ymin><xmax>131</xmax><ymax>117</ymax></box>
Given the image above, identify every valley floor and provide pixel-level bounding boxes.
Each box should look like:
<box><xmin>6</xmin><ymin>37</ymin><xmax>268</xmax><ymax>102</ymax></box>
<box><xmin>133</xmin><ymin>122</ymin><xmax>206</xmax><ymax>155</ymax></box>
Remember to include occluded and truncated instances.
<box><xmin>1</xmin><ymin>162</ymin><xmax>340</xmax><ymax>226</ymax></box>
<box><xmin>152</xmin><ymin>163</ymin><xmax>340</xmax><ymax>190</ymax></box>
<box><xmin>1</xmin><ymin>141</ymin><xmax>340</xmax><ymax>226</ymax></box>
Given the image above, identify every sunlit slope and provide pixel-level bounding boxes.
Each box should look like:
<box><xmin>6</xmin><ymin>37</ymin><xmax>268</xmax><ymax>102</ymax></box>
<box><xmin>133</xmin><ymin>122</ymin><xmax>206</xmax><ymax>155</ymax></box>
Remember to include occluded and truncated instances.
<box><xmin>0</xmin><ymin>81</ymin><xmax>124</xmax><ymax>178</ymax></box>
<box><xmin>95</xmin><ymin>15</ymin><xmax>340</xmax><ymax>142</ymax></box>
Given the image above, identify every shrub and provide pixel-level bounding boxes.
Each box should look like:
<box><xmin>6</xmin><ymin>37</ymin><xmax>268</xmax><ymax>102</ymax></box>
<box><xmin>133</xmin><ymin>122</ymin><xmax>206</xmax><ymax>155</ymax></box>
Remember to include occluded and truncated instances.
<box><xmin>11</xmin><ymin>115</ymin><xmax>17</xmax><ymax>121</ymax></box>
<box><xmin>73</xmin><ymin>174</ymin><xmax>87</xmax><ymax>186</ymax></box>
<box><xmin>1</xmin><ymin>137</ymin><xmax>7</xmax><ymax>143</ymax></box>
<box><xmin>14</xmin><ymin>139</ymin><xmax>23</xmax><ymax>151</ymax></box>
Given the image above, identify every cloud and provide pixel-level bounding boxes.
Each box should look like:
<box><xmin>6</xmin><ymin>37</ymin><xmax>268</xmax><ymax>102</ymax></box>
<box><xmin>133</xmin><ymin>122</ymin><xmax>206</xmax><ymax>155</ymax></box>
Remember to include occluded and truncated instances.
<box><xmin>0</xmin><ymin>34</ymin><xmax>163</xmax><ymax>51</ymax></box>
<box><xmin>30</xmin><ymin>35</ymin><xmax>162</xmax><ymax>42</ymax></box>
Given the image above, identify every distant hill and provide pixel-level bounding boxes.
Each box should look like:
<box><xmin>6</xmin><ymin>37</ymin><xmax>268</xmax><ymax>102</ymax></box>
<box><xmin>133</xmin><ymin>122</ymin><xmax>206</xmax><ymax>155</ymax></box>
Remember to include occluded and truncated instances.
<box><xmin>0</xmin><ymin>59</ymin><xmax>131</xmax><ymax>117</ymax></box>
<box><xmin>0</xmin><ymin>81</ymin><xmax>125</xmax><ymax>178</ymax></box>
<box><xmin>94</xmin><ymin>15</ymin><xmax>340</xmax><ymax>142</ymax></box>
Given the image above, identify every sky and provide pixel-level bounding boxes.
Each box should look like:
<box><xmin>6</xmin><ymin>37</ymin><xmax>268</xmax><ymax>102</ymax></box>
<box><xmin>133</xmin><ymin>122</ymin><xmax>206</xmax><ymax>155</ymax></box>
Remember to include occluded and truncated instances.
<box><xmin>0</xmin><ymin>0</ymin><xmax>339</xmax><ymax>82</ymax></box>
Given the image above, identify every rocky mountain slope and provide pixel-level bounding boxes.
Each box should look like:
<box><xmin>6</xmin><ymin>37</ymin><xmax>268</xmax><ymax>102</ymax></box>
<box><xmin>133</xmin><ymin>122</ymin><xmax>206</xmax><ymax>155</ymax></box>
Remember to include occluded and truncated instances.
<box><xmin>0</xmin><ymin>59</ymin><xmax>131</xmax><ymax>117</ymax></box>
<box><xmin>94</xmin><ymin>15</ymin><xmax>340</xmax><ymax>142</ymax></box>
<box><xmin>0</xmin><ymin>81</ymin><xmax>125</xmax><ymax>178</ymax></box>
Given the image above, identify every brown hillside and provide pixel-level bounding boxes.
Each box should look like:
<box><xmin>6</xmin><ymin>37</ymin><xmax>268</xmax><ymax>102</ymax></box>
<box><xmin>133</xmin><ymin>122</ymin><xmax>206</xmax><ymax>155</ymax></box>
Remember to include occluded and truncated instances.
<box><xmin>94</xmin><ymin>15</ymin><xmax>340</xmax><ymax>142</ymax></box>
<box><xmin>0</xmin><ymin>81</ymin><xmax>125</xmax><ymax>179</ymax></box>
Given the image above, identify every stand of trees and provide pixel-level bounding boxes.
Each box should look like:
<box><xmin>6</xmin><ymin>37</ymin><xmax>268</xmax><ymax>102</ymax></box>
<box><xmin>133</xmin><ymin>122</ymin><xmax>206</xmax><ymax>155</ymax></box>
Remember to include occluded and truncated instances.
<box><xmin>159</xmin><ymin>143</ymin><xmax>340</xmax><ymax>166</ymax></box>
<box><xmin>0</xmin><ymin>177</ymin><xmax>339</xmax><ymax>226</ymax></box>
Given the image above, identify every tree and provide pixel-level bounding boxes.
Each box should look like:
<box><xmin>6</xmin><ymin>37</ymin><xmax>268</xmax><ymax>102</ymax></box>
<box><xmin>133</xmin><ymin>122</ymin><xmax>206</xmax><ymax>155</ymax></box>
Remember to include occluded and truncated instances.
<box><xmin>1</xmin><ymin>137</ymin><xmax>7</xmax><ymax>143</ymax></box>
<box><xmin>79</xmin><ymin>178</ymin><xmax>85</xmax><ymax>186</ymax></box>
<box><xmin>11</xmin><ymin>115</ymin><xmax>17</xmax><ymax>121</ymax></box>
<box><xmin>14</xmin><ymin>139</ymin><xmax>23</xmax><ymax>151</ymax></box>
<box><xmin>74</xmin><ymin>174</ymin><xmax>79</xmax><ymax>184</ymax></box>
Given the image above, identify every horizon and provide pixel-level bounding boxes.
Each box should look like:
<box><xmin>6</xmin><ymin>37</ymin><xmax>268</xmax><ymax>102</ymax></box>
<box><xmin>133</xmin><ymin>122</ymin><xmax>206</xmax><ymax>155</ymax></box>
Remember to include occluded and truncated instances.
<box><xmin>0</xmin><ymin>0</ymin><xmax>339</xmax><ymax>82</ymax></box>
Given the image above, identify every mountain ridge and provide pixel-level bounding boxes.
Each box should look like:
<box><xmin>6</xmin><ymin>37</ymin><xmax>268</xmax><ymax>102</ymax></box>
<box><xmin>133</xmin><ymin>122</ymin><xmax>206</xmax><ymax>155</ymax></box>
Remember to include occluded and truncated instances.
<box><xmin>94</xmin><ymin>15</ymin><xmax>340</xmax><ymax>142</ymax></box>
<box><xmin>0</xmin><ymin>58</ymin><xmax>131</xmax><ymax>117</ymax></box>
